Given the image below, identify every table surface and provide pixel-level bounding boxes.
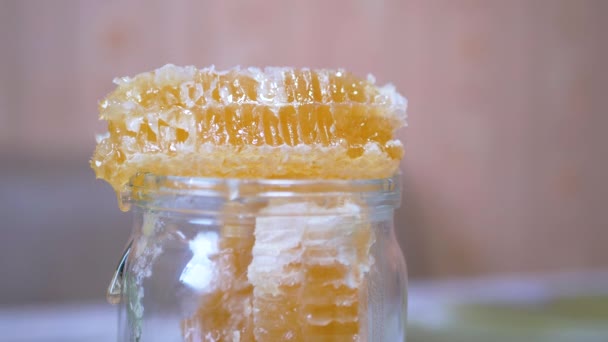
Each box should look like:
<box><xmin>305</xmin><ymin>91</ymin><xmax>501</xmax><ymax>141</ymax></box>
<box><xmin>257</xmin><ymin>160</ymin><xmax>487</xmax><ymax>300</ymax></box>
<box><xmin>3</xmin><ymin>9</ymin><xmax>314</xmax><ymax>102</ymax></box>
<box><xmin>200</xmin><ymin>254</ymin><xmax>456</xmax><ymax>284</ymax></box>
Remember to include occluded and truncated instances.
<box><xmin>1</xmin><ymin>272</ymin><xmax>607</xmax><ymax>342</ymax></box>
<box><xmin>0</xmin><ymin>302</ymin><xmax>116</xmax><ymax>342</ymax></box>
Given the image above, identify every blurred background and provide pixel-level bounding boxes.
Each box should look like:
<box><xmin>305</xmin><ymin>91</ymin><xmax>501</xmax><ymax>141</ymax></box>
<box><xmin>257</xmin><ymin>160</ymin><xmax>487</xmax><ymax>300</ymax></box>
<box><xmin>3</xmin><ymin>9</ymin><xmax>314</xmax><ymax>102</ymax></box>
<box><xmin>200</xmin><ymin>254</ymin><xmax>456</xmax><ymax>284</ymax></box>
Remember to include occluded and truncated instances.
<box><xmin>1</xmin><ymin>0</ymin><xmax>607</xmax><ymax>341</ymax></box>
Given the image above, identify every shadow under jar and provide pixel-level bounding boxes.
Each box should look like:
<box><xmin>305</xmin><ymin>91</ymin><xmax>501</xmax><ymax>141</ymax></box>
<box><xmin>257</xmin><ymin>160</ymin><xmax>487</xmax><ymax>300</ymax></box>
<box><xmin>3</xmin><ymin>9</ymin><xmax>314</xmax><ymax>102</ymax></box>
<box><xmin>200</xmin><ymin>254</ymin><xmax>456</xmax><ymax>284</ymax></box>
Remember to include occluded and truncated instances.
<box><xmin>108</xmin><ymin>174</ymin><xmax>407</xmax><ymax>342</ymax></box>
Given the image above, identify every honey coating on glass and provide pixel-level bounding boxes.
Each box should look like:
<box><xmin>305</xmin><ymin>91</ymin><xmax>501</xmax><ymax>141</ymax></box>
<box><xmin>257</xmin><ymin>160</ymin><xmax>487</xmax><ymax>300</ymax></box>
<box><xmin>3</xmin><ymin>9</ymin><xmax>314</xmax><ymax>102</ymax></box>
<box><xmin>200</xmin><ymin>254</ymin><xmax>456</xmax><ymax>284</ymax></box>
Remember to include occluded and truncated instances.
<box><xmin>182</xmin><ymin>216</ymin><xmax>255</xmax><ymax>341</ymax></box>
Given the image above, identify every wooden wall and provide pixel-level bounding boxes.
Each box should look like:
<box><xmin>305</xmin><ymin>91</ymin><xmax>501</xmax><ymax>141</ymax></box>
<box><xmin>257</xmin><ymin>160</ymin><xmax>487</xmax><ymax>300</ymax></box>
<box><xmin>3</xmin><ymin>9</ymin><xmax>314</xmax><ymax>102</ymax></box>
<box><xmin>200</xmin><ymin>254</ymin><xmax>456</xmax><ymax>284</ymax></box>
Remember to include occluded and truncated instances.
<box><xmin>1</xmin><ymin>0</ymin><xmax>607</xmax><ymax>303</ymax></box>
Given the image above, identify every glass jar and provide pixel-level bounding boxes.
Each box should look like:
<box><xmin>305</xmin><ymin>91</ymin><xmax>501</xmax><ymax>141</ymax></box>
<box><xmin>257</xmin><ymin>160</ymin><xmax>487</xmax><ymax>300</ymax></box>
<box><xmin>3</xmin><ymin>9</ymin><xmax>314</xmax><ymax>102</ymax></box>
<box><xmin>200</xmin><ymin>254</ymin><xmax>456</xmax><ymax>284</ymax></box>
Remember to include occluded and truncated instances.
<box><xmin>108</xmin><ymin>174</ymin><xmax>407</xmax><ymax>342</ymax></box>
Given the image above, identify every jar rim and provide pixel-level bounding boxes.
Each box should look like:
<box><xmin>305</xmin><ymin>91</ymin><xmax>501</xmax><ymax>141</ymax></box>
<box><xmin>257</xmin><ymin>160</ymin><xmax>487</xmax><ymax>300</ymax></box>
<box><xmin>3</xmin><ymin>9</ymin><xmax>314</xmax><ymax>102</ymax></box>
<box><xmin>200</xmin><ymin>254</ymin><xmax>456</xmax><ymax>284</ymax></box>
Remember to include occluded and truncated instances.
<box><xmin>124</xmin><ymin>172</ymin><xmax>402</xmax><ymax>209</ymax></box>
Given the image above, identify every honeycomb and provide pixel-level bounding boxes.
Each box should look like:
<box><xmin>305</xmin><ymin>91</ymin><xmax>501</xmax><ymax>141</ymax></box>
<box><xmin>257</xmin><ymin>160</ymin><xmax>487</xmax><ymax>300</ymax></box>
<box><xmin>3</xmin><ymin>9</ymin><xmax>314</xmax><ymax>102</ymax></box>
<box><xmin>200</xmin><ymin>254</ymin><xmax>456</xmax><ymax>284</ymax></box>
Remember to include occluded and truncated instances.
<box><xmin>92</xmin><ymin>64</ymin><xmax>407</xmax><ymax>341</ymax></box>
<box><xmin>91</xmin><ymin>64</ymin><xmax>407</xmax><ymax>193</ymax></box>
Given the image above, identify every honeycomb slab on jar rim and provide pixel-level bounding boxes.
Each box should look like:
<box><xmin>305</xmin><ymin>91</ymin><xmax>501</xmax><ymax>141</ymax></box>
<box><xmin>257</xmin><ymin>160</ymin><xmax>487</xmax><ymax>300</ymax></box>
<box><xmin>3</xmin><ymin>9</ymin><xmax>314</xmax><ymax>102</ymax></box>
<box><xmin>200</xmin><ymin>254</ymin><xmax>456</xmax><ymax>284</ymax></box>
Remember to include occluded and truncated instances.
<box><xmin>91</xmin><ymin>64</ymin><xmax>407</xmax><ymax>192</ymax></box>
<box><xmin>91</xmin><ymin>64</ymin><xmax>407</xmax><ymax>342</ymax></box>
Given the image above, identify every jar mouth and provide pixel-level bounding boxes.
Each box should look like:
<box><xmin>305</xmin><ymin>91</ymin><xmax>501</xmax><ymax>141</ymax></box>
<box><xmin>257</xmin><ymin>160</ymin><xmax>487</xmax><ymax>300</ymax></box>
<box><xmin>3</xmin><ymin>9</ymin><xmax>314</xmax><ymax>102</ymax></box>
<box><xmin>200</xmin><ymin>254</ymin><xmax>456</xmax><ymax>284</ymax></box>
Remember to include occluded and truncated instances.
<box><xmin>124</xmin><ymin>173</ymin><xmax>401</xmax><ymax>210</ymax></box>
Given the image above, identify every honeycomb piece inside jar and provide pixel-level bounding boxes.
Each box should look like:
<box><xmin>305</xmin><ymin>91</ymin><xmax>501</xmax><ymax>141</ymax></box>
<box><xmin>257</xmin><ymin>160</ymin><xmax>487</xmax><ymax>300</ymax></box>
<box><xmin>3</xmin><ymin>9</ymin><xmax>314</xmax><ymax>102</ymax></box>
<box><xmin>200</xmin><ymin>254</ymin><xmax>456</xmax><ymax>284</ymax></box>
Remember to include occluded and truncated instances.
<box><xmin>247</xmin><ymin>200</ymin><xmax>374</xmax><ymax>341</ymax></box>
<box><xmin>92</xmin><ymin>64</ymin><xmax>407</xmax><ymax>341</ymax></box>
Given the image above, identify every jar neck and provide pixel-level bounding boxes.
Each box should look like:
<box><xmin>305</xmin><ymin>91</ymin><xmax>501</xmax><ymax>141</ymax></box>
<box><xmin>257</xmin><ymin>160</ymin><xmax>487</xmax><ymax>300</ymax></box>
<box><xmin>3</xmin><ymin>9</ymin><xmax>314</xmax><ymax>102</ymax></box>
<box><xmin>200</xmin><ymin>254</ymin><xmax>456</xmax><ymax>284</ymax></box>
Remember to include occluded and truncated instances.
<box><xmin>124</xmin><ymin>173</ymin><xmax>401</xmax><ymax>215</ymax></box>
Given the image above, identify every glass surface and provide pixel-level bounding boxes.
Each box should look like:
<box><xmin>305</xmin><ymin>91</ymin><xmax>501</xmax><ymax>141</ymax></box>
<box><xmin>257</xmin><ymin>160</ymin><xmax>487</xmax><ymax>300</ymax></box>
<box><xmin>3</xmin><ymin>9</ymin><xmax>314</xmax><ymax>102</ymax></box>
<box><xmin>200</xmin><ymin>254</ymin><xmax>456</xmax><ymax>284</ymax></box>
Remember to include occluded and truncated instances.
<box><xmin>114</xmin><ymin>174</ymin><xmax>407</xmax><ymax>341</ymax></box>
